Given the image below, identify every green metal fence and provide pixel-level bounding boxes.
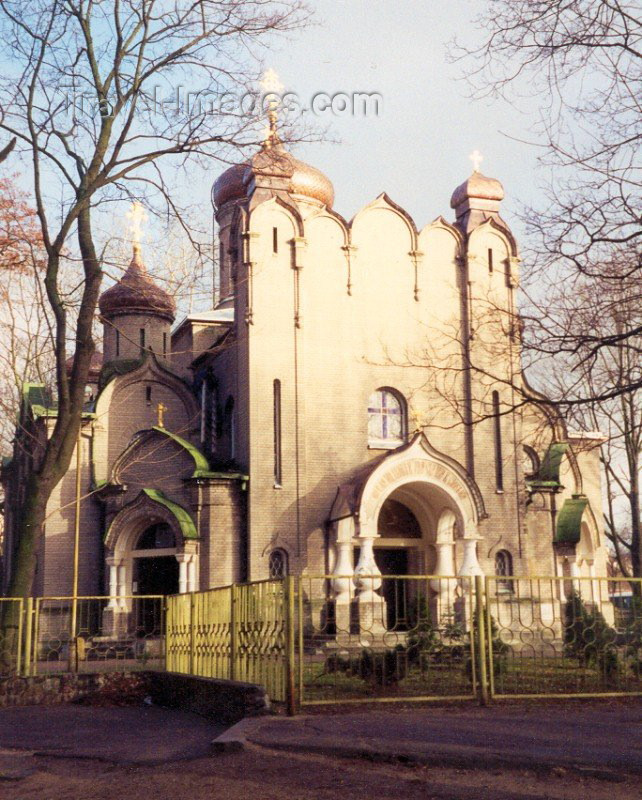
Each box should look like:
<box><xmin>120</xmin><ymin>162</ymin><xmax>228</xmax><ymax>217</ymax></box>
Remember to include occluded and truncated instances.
<box><xmin>486</xmin><ymin>575</ymin><xmax>642</xmax><ymax>699</ymax></box>
<box><xmin>2</xmin><ymin>575</ymin><xmax>641</xmax><ymax>711</ymax></box>
<box><xmin>166</xmin><ymin>579</ymin><xmax>290</xmax><ymax>704</ymax></box>
<box><xmin>296</xmin><ymin>575</ymin><xmax>479</xmax><ymax>705</ymax></box>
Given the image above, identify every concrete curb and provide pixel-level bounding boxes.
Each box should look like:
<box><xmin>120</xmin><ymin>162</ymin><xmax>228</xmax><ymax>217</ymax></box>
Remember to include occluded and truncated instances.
<box><xmin>245</xmin><ymin>724</ymin><xmax>636</xmax><ymax>781</ymax></box>
<box><xmin>211</xmin><ymin>716</ymin><xmax>267</xmax><ymax>753</ymax></box>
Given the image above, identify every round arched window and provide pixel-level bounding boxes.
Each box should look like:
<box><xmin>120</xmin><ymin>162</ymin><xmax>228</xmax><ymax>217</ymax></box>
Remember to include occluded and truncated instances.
<box><xmin>368</xmin><ymin>388</ymin><xmax>406</xmax><ymax>447</ymax></box>
<box><xmin>136</xmin><ymin>523</ymin><xmax>175</xmax><ymax>550</ymax></box>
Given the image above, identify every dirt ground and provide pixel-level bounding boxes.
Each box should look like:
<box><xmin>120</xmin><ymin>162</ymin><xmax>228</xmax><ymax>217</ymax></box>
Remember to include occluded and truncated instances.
<box><xmin>1</xmin><ymin>743</ymin><xmax>639</xmax><ymax>800</ymax></box>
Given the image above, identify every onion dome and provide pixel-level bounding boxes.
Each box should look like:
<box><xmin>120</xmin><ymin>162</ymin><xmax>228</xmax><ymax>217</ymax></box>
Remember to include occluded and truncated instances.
<box><xmin>450</xmin><ymin>171</ymin><xmax>504</xmax><ymax>211</ymax></box>
<box><xmin>65</xmin><ymin>350</ymin><xmax>103</xmax><ymax>382</ymax></box>
<box><xmin>212</xmin><ymin>143</ymin><xmax>334</xmax><ymax>209</ymax></box>
<box><xmin>99</xmin><ymin>245</ymin><xmax>176</xmax><ymax>322</ymax></box>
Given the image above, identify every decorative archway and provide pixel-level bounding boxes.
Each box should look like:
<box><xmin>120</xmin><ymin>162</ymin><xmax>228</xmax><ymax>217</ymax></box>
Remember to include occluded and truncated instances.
<box><xmin>328</xmin><ymin>434</ymin><xmax>487</xmax><ymax>623</ymax></box>
<box><xmin>104</xmin><ymin>490</ymin><xmax>199</xmax><ymax>615</ymax></box>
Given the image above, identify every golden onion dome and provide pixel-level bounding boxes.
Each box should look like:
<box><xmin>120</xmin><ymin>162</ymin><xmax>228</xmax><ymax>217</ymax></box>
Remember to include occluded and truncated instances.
<box><xmin>450</xmin><ymin>171</ymin><xmax>505</xmax><ymax>210</ymax></box>
<box><xmin>99</xmin><ymin>246</ymin><xmax>176</xmax><ymax>322</ymax></box>
<box><xmin>212</xmin><ymin>146</ymin><xmax>334</xmax><ymax>209</ymax></box>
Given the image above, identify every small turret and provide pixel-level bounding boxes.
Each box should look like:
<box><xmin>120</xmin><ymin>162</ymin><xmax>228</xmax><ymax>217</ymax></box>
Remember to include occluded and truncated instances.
<box><xmin>99</xmin><ymin>244</ymin><xmax>176</xmax><ymax>365</ymax></box>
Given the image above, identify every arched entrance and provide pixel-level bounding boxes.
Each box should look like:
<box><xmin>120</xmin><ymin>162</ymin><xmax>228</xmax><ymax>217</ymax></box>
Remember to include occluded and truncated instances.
<box><xmin>103</xmin><ymin>490</ymin><xmax>199</xmax><ymax>638</ymax></box>
<box><xmin>132</xmin><ymin>523</ymin><xmax>180</xmax><ymax>596</ymax></box>
<box><xmin>329</xmin><ymin>434</ymin><xmax>487</xmax><ymax>633</ymax></box>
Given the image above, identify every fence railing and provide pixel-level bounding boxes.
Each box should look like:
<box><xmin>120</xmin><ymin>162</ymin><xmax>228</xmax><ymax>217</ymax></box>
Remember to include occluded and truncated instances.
<box><xmin>166</xmin><ymin>579</ymin><xmax>291</xmax><ymax>704</ymax></box>
<box><xmin>1</xmin><ymin>575</ymin><xmax>640</xmax><ymax>712</ymax></box>
<box><xmin>1</xmin><ymin>596</ymin><xmax>165</xmax><ymax>676</ymax></box>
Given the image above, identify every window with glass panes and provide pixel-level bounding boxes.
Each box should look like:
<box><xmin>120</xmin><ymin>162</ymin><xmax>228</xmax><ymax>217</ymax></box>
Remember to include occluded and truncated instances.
<box><xmin>368</xmin><ymin>389</ymin><xmax>404</xmax><ymax>444</ymax></box>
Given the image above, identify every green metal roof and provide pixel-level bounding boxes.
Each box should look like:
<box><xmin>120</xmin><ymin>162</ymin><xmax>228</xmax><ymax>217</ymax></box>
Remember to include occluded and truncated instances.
<box><xmin>142</xmin><ymin>488</ymin><xmax>198</xmax><ymax>540</ymax></box>
<box><xmin>536</xmin><ymin>442</ymin><xmax>569</xmax><ymax>485</ymax></box>
<box><xmin>152</xmin><ymin>426</ymin><xmax>248</xmax><ymax>484</ymax></box>
<box><xmin>555</xmin><ymin>495</ymin><xmax>589</xmax><ymax>544</ymax></box>
<box><xmin>22</xmin><ymin>382</ymin><xmax>55</xmax><ymax>419</ymax></box>
<box><xmin>152</xmin><ymin>426</ymin><xmax>210</xmax><ymax>476</ymax></box>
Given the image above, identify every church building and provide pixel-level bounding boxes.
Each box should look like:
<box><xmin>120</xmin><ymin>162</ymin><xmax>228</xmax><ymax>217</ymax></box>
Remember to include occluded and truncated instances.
<box><xmin>1</xmin><ymin>128</ymin><xmax>610</xmax><ymax>612</ymax></box>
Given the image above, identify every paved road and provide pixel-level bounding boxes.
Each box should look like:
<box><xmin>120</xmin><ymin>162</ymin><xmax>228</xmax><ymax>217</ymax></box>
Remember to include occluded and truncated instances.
<box><xmin>0</xmin><ymin>705</ymin><xmax>226</xmax><ymax>764</ymax></box>
<box><xmin>0</xmin><ymin>702</ymin><xmax>640</xmax><ymax>799</ymax></box>
<box><xmin>247</xmin><ymin>703</ymin><xmax>642</xmax><ymax>775</ymax></box>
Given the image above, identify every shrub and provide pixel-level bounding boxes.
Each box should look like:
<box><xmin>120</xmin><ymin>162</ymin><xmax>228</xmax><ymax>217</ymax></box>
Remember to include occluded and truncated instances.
<box><xmin>564</xmin><ymin>591</ymin><xmax>619</xmax><ymax>680</ymax></box>
<box><xmin>358</xmin><ymin>646</ymin><xmax>407</xmax><ymax>686</ymax></box>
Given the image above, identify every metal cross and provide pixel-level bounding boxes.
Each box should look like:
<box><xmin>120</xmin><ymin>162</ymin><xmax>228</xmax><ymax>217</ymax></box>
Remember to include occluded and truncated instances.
<box><xmin>156</xmin><ymin>402</ymin><xmax>167</xmax><ymax>428</ymax></box>
<box><xmin>126</xmin><ymin>201</ymin><xmax>148</xmax><ymax>247</ymax></box>
<box><xmin>469</xmin><ymin>149</ymin><xmax>484</xmax><ymax>172</ymax></box>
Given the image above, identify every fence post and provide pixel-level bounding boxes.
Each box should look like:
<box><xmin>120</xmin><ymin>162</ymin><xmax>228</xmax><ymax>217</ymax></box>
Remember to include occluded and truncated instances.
<box><xmin>22</xmin><ymin>599</ymin><xmax>33</xmax><ymax>677</ymax></box>
<box><xmin>189</xmin><ymin>592</ymin><xmax>196</xmax><ymax>675</ymax></box>
<box><xmin>475</xmin><ymin>575</ymin><xmax>489</xmax><ymax>706</ymax></box>
<box><xmin>285</xmin><ymin>576</ymin><xmax>297</xmax><ymax>716</ymax></box>
<box><xmin>230</xmin><ymin>585</ymin><xmax>237</xmax><ymax>682</ymax></box>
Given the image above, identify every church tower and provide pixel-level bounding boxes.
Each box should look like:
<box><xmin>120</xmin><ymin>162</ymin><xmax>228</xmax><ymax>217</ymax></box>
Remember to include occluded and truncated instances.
<box><xmin>98</xmin><ymin>243</ymin><xmax>176</xmax><ymax>366</ymax></box>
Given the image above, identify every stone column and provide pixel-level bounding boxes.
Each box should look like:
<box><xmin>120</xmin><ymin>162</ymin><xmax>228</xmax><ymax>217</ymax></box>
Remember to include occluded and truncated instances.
<box><xmin>457</xmin><ymin>535</ymin><xmax>483</xmax><ymax>578</ymax></box>
<box><xmin>354</xmin><ymin>529</ymin><xmax>386</xmax><ymax>638</ymax></box>
<box><xmin>106</xmin><ymin>557</ymin><xmax>118</xmax><ymax>609</ymax></box>
<box><xmin>187</xmin><ymin>557</ymin><xmax>197</xmax><ymax>593</ymax></box>
<box><xmin>331</xmin><ymin>518</ymin><xmax>355</xmax><ymax>636</ymax></box>
<box><xmin>177</xmin><ymin>555</ymin><xmax>189</xmax><ymax>594</ymax></box>
<box><xmin>430</xmin><ymin>510</ymin><xmax>458</xmax><ymax>624</ymax></box>
<box><xmin>117</xmin><ymin>563</ymin><xmax>128</xmax><ymax>610</ymax></box>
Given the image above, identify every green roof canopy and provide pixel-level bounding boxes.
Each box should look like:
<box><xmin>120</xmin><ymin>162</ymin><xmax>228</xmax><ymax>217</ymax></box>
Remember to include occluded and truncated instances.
<box><xmin>142</xmin><ymin>488</ymin><xmax>198</xmax><ymax>540</ymax></box>
<box><xmin>538</xmin><ymin>442</ymin><xmax>568</xmax><ymax>483</ymax></box>
<box><xmin>152</xmin><ymin>426</ymin><xmax>210</xmax><ymax>476</ymax></box>
<box><xmin>555</xmin><ymin>495</ymin><xmax>589</xmax><ymax>544</ymax></box>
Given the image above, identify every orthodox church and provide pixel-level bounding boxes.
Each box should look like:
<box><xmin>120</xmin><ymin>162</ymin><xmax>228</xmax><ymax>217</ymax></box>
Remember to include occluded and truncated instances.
<box><xmin>1</xmin><ymin>127</ymin><xmax>610</xmax><ymax>610</ymax></box>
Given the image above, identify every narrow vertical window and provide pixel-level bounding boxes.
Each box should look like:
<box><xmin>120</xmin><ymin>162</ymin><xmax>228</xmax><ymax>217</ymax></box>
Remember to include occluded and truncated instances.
<box><xmin>146</xmin><ymin>386</ymin><xmax>152</xmax><ymax>406</ymax></box>
<box><xmin>492</xmin><ymin>390</ymin><xmax>503</xmax><ymax>491</ymax></box>
<box><xmin>139</xmin><ymin>328</ymin><xmax>145</xmax><ymax>354</ymax></box>
<box><xmin>200</xmin><ymin>382</ymin><xmax>207</xmax><ymax>443</ymax></box>
<box><xmin>115</xmin><ymin>329</ymin><xmax>120</xmax><ymax>357</ymax></box>
<box><xmin>495</xmin><ymin>550</ymin><xmax>514</xmax><ymax>592</ymax></box>
<box><xmin>268</xmin><ymin>549</ymin><xmax>288</xmax><ymax>579</ymax></box>
<box><xmin>273</xmin><ymin>379</ymin><xmax>282</xmax><ymax>486</ymax></box>
<box><xmin>163</xmin><ymin>332</ymin><xmax>167</xmax><ymax>356</ymax></box>
<box><xmin>225</xmin><ymin>396</ymin><xmax>235</xmax><ymax>461</ymax></box>
<box><xmin>272</xmin><ymin>226</ymin><xmax>278</xmax><ymax>254</ymax></box>
<box><xmin>488</xmin><ymin>248</ymin><xmax>494</xmax><ymax>273</ymax></box>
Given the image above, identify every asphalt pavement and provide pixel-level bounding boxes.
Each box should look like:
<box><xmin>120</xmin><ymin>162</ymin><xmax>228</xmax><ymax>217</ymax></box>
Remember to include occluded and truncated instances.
<box><xmin>242</xmin><ymin>702</ymin><xmax>642</xmax><ymax>777</ymax></box>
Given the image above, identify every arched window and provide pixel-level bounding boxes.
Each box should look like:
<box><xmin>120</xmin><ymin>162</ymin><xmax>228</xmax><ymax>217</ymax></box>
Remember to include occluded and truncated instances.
<box><xmin>268</xmin><ymin>549</ymin><xmax>288</xmax><ymax>579</ymax></box>
<box><xmin>368</xmin><ymin>388</ymin><xmax>406</xmax><ymax>447</ymax></box>
<box><xmin>495</xmin><ymin>549</ymin><xmax>513</xmax><ymax>593</ymax></box>
<box><xmin>136</xmin><ymin>523</ymin><xmax>175</xmax><ymax>550</ymax></box>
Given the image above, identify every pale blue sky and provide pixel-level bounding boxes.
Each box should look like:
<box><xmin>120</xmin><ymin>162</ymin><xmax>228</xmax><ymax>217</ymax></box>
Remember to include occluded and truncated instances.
<box><xmin>264</xmin><ymin>0</ymin><xmax>540</xmax><ymax>236</ymax></box>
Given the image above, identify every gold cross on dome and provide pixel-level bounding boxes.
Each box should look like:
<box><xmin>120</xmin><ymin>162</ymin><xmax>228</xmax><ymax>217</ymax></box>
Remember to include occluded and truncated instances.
<box><xmin>156</xmin><ymin>402</ymin><xmax>167</xmax><ymax>428</ymax></box>
<box><xmin>261</xmin><ymin>68</ymin><xmax>283</xmax><ymax>95</ymax></box>
<box><xmin>126</xmin><ymin>201</ymin><xmax>148</xmax><ymax>248</ymax></box>
<box><xmin>260</xmin><ymin>68</ymin><xmax>284</xmax><ymax>144</ymax></box>
<box><xmin>469</xmin><ymin>149</ymin><xmax>484</xmax><ymax>173</ymax></box>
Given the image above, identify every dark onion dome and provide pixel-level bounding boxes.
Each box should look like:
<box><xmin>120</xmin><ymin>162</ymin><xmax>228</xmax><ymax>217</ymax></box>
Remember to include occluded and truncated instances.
<box><xmin>211</xmin><ymin>143</ymin><xmax>335</xmax><ymax>209</ymax></box>
<box><xmin>450</xmin><ymin>171</ymin><xmax>505</xmax><ymax>210</ymax></box>
<box><xmin>99</xmin><ymin>245</ymin><xmax>176</xmax><ymax>322</ymax></box>
<box><xmin>65</xmin><ymin>350</ymin><xmax>103</xmax><ymax>382</ymax></box>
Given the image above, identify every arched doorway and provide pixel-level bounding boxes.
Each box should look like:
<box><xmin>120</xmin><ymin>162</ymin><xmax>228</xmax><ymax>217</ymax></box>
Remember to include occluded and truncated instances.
<box><xmin>373</xmin><ymin>498</ymin><xmax>422</xmax><ymax>629</ymax></box>
<box><xmin>132</xmin><ymin>522</ymin><xmax>180</xmax><ymax>596</ymax></box>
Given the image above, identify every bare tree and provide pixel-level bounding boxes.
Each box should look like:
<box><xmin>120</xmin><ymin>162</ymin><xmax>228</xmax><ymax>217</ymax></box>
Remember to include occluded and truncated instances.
<box><xmin>0</xmin><ymin>0</ymin><xmax>306</xmax><ymax>598</ymax></box>
<box><xmin>542</xmin><ymin>272</ymin><xmax>642</xmax><ymax>578</ymax></box>
<box><xmin>454</xmin><ymin>1</ymin><xmax>641</xmax><ymax>385</ymax></box>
